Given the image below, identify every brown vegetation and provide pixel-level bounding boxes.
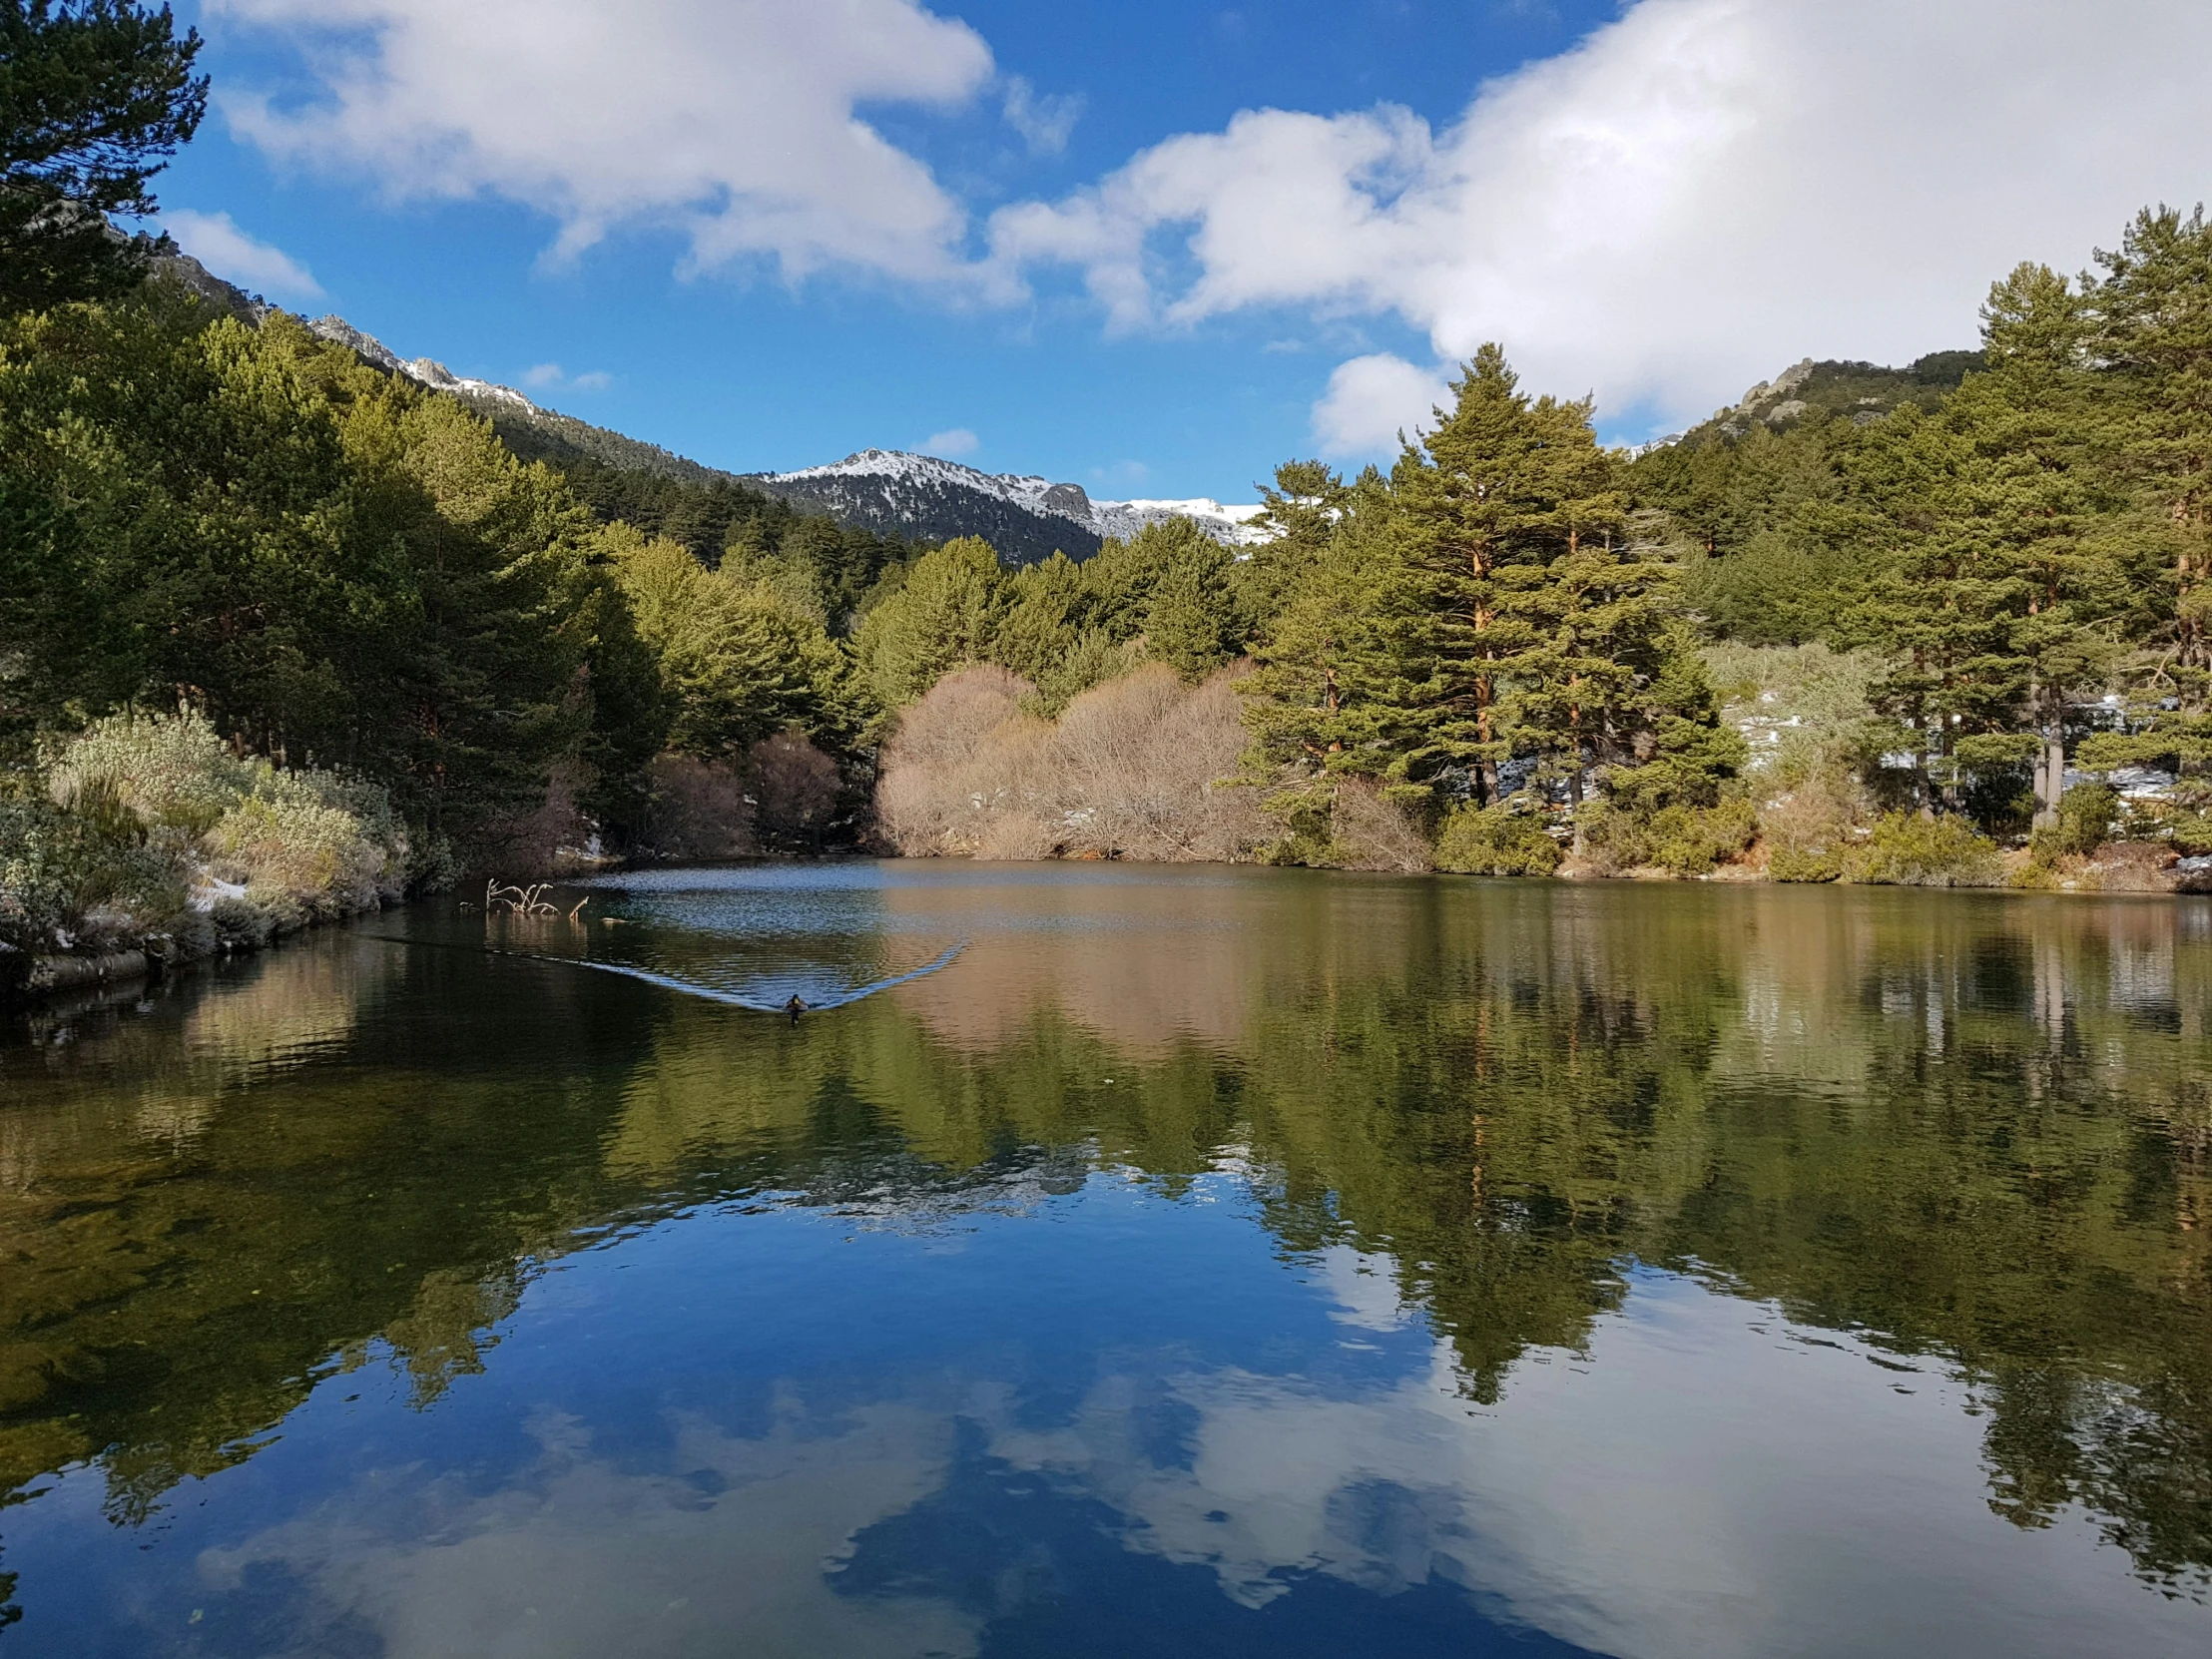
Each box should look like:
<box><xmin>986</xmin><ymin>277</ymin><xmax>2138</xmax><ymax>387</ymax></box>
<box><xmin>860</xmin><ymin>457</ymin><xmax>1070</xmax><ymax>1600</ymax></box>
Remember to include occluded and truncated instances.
<box><xmin>638</xmin><ymin>755</ymin><xmax>756</xmax><ymax>860</ymax></box>
<box><xmin>1325</xmin><ymin>780</ymin><xmax>1433</xmax><ymax>872</ymax></box>
<box><xmin>746</xmin><ymin>733</ymin><xmax>842</xmax><ymax>850</ymax></box>
<box><xmin>876</xmin><ymin>663</ymin><xmax>1269</xmax><ymax>862</ymax></box>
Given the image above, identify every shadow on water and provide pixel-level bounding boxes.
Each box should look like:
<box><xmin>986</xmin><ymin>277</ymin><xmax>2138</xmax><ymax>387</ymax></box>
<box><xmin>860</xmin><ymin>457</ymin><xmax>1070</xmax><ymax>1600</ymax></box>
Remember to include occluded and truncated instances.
<box><xmin>0</xmin><ymin>865</ymin><xmax>2208</xmax><ymax>1656</ymax></box>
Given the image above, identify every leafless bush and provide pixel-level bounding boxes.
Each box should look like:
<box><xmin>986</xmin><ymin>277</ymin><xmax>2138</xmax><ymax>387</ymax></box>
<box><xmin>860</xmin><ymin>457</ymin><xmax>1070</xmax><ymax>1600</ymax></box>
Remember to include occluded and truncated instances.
<box><xmin>884</xmin><ymin>664</ymin><xmax>1032</xmax><ymax>771</ymax></box>
<box><xmin>877</xmin><ymin>666</ymin><xmax>1051</xmax><ymax>855</ymax></box>
<box><xmin>747</xmin><ymin>732</ymin><xmax>841</xmax><ymax>849</ymax></box>
<box><xmin>640</xmin><ymin>755</ymin><xmax>757</xmax><ymax>860</ymax></box>
<box><xmin>975</xmin><ymin>812</ymin><xmax>1063</xmax><ymax>860</ymax></box>
<box><xmin>1326</xmin><ymin>779</ymin><xmax>1433</xmax><ymax>872</ymax></box>
<box><xmin>876</xmin><ymin>662</ymin><xmax>1269</xmax><ymax>863</ymax></box>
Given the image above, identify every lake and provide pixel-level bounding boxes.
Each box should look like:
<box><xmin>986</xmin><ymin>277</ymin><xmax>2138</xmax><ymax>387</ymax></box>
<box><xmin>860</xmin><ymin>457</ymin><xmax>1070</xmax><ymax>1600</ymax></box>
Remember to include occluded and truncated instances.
<box><xmin>2</xmin><ymin>862</ymin><xmax>2209</xmax><ymax>1657</ymax></box>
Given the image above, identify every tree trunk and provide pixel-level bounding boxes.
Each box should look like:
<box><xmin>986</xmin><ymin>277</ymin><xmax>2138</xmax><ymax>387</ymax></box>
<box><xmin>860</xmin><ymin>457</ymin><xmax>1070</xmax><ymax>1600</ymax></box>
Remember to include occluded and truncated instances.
<box><xmin>1567</xmin><ymin>699</ymin><xmax>1585</xmax><ymax>854</ymax></box>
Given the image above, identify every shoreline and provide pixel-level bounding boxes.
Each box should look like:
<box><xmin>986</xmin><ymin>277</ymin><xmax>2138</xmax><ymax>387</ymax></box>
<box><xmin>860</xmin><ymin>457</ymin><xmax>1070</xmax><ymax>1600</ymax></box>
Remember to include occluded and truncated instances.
<box><xmin>14</xmin><ymin>850</ymin><xmax>2206</xmax><ymax>1011</ymax></box>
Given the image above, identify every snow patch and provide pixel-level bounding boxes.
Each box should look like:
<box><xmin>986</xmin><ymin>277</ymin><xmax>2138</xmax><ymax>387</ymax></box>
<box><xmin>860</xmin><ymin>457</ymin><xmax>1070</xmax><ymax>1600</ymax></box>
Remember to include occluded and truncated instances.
<box><xmin>304</xmin><ymin>317</ymin><xmax>542</xmax><ymax>414</ymax></box>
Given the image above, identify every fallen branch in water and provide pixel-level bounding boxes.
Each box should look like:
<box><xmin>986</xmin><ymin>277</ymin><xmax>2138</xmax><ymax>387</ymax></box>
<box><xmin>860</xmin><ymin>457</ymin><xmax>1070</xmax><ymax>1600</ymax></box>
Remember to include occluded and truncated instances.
<box><xmin>484</xmin><ymin>880</ymin><xmax>559</xmax><ymax>915</ymax></box>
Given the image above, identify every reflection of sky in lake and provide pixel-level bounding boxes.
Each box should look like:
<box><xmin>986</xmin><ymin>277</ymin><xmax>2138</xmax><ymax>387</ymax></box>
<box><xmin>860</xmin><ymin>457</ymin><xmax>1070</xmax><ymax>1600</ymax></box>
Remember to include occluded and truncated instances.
<box><xmin>10</xmin><ymin>864</ymin><xmax>2212</xmax><ymax>1657</ymax></box>
<box><xmin>11</xmin><ymin>1167</ymin><xmax>2205</xmax><ymax>1659</ymax></box>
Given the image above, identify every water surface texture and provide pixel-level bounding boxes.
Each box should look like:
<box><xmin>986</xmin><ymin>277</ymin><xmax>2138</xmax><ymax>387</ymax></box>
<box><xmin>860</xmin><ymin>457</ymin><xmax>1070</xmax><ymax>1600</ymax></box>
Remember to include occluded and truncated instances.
<box><xmin>4</xmin><ymin>863</ymin><xmax>2210</xmax><ymax>1657</ymax></box>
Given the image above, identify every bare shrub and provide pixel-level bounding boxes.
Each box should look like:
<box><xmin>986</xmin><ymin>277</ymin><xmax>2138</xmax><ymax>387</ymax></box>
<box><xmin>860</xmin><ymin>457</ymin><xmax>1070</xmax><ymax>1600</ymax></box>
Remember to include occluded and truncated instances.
<box><xmin>1047</xmin><ymin>665</ymin><xmax>1268</xmax><ymax>861</ymax></box>
<box><xmin>1326</xmin><ymin>779</ymin><xmax>1433</xmax><ymax>872</ymax></box>
<box><xmin>975</xmin><ymin>812</ymin><xmax>1063</xmax><ymax>860</ymax></box>
<box><xmin>883</xmin><ymin>664</ymin><xmax>1034</xmax><ymax>772</ymax></box>
<box><xmin>640</xmin><ymin>755</ymin><xmax>757</xmax><ymax>860</ymax></box>
<box><xmin>2083</xmin><ymin>842</ymin><xmax>2182</xmax><ymax>891</ymax></box>
<box><xmin>1760</xmin><ymin>780</ymin><xmax>1865</xmax><ymax>882</ymax></box>
<box><xmin>877</xmin><ymin>666</ymin><xmax>1050</xmax><ymax>855</ymax></box>
<box><xmin>875</xmin><ymin>662</ymin><xmax>1269</xmax><ymax>863</ymax></box>
<box><xmin>747</xmin><ymin>732</ymin><xmax>840</xmax><ymax>849</ymax></box>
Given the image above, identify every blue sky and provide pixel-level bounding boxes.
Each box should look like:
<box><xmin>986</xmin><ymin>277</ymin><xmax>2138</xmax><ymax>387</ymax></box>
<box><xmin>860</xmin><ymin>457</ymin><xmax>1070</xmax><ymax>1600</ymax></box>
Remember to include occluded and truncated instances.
<box><xmin>156</xmin><ymin>1</ymin><xmax>2212</xmax><ymax>501</ymax></box>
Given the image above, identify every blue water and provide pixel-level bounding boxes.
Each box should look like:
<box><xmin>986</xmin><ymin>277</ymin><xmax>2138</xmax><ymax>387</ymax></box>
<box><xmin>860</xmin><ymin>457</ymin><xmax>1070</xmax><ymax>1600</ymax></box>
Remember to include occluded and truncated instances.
<box><xmin>2</xmin><ymin>862</ymin><xmax>2208</xmax><ymax>1657</ymax></box>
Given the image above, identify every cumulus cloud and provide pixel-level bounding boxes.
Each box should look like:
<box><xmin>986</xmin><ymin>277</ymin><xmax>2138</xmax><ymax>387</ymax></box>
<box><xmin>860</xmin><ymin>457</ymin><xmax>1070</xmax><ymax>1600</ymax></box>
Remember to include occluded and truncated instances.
<box><xmin>208</xmin><ymin>0</ymin><xmax>998</xmax><ymax>283</ymax></box>
<box><xmin>164</xmin><ymin>209</ymin><xmax>323</xmax><ymax>298</ymax></box>
<box><xmin>990</xmin><ymin>0</ymin><xmax>2212</xmax><ymax>439</ymax></box>
<box><xmin>1313</xmin><ymin>353</ymin><xmax>1452</xmax><ymax>455</ymax></box>
<box><xmin>920</xmin><ymin>426</ymin><xmax>980</xmax><ymax>457</ymax></box>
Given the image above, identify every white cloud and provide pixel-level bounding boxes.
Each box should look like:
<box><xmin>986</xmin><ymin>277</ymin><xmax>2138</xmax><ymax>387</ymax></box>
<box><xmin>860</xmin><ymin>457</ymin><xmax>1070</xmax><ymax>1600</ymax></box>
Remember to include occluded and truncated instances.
<box><xmin>990</xmin><ymin>0</ymin><xmax>2212</xmax><ymax>435</ymax></box>
<box><xmin>522</xmin><ymin>362</ymin><xmax>613</xmax><ymax>393</ymax></box>
<box><xmin>1313</xmin><ymin>353</ymin><xmax>1451</xmax><ymax>457</ymax></box>
<box><xmin>208</xmin><ymin>0</ymin><xmax>999</xmax><ymax>284</ymax></box>
<box><xmin>163</xmin><ymin>209</ymin><xmax>323</xmax><ymax>298</ymax></box>
<box><xmin>1003</xmin><ymin>76</ymin><xmax>1084</xmax><ymax>157</ymax></box>
<box><xmin>920</xmin><ymin>426</ymin><xmax>979</xmax><ymax>457</ymax></box>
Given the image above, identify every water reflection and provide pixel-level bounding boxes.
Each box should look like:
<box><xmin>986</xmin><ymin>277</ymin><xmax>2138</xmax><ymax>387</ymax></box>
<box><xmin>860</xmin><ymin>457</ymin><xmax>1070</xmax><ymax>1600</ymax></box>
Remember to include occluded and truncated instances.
<box><xmin>1</xmin><ymin>866</ymin><xmax>2208</xmax><ymax>1655</ymax></box>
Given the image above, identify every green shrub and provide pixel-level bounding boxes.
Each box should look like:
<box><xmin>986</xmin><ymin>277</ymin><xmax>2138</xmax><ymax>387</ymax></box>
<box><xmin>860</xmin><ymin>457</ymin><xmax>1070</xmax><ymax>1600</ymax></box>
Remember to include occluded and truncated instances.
<box><xmin>2024</xmin><ymin>783</ymin><xmax>2122</xmax><ymax>869</ymax></box>
<box><xmin>209</xmin><ymin>894</ymin><xmax>273</xmax><ymax>949</ymax></box>
<box><xmin>47</xmin><ymin>711</ymin><xmax>249</xmax><ymax>834</ymax></box>
<box><xmin>15</xmin><ymin>710</ymin><xmax>415</xmax><ymax>958</ymax></box>
<box><xmin>1648</xmin><ymin>799</ymin><xmax>1758</xmax><ymax>875</ymax></box>
<box><xmin>208</xmin><ymin>792</ymin><xmax>380</xmax><ymax>914</ymax></box>
<box><xmin>0</xmin><ymin>794</ymin><xmax>185</xmax><ymax>951</ymax></box>
<box><xmin>1769</xmin><ymin>843</ymin><xmax>1845</xmax><ymax>882</ymax></box>
<box><xmin>2165</xmin><ymin>811</ymin><xmax>2212</xmax><ymax>856</ymax></box>
<box><xmin>1582</xmin><ymin>797</ymin><xmax>1756</xmax><ymax>876</ymax></box>
<box><xmin>1435</xmin><ymin>804</ymin><xmax>1562</xmax><ymax>876</ymax></box>
<box><xmin>1848</xmin><ymin>813</ymin><xmax>2003</xmax><ymax>887</ymax></box>
<box><xmin>2057</xmin><ymin>783</ymin><xmax>2117</xmax><ymax>855</ymax></box>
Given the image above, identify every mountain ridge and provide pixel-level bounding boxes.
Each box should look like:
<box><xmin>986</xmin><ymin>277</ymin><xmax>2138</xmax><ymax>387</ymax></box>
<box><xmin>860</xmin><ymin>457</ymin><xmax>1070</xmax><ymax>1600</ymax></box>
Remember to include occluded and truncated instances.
<box><xmin>751</xmin><ymin>449</ymin><xmax>1266</xmax><ymax>564</ymax></box>
<box><xmin>154</xmin><ymin>248</ymin><xmax>1268</xmax><ymax>563</ymax></box>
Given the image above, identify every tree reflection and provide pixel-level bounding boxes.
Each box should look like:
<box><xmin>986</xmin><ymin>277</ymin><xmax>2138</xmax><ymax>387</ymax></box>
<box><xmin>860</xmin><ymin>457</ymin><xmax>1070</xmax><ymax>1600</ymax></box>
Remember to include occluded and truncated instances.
<box><xmin>0</xmin><ymin>877</ymin><xmax>2207</xmax><ymax>1593</ymax></box>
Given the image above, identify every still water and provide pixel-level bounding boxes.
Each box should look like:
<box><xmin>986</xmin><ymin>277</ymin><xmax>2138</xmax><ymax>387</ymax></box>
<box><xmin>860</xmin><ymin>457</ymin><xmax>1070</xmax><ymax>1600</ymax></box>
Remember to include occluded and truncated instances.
<box><xmin>3</xmin><ymin>863</ymin><xmax>2210</xmax><ymax>1657</ymax></box>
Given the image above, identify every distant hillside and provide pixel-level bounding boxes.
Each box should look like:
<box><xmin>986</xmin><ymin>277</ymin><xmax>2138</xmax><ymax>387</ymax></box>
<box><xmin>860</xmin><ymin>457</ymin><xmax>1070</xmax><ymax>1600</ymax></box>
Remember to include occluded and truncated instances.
<box><xmin>1652</xmin><ymin>351</ymin><xmax>1983</xmax><ymax>451</ymax></box>
<box><xmin>155</xmin><ymin>255</ymin><xmax>1265</xmax><ymax>567</ymax></box>
<box><xmin>751</xmin><ymin>450</ymin><xmax>1266</xmax><ymax>566</ymax></box>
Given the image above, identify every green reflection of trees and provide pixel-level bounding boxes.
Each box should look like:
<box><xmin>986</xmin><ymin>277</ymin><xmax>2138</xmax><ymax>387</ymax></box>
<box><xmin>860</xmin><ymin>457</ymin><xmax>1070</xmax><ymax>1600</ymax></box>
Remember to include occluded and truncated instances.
<box><xmin>1</xmin><ymin>881</ymin><xmax>2208</xmax><ymax>1589</ymax></box>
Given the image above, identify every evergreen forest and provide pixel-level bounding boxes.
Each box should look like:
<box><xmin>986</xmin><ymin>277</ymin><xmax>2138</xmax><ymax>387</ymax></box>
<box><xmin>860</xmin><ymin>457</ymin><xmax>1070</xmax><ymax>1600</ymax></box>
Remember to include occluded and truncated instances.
<box><xmin>7</xmin><ymin>0</ymin><xmax>2212</xmax><ymax>976</ymax></box>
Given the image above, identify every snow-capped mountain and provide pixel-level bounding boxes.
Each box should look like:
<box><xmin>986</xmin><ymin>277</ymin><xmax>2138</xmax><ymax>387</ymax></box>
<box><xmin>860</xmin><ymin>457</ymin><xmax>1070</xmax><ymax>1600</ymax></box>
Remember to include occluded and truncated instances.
<box><xmin>754</xmin><ymin>449</ymin><xmax>1267</xmax><ymax>565</ymax></box>
<box><xmin>157</xmin><ymin>257</ymin><xmax>1267</xmax><ymax>563</ymax></box>
<box><xmin>305</xmin><ymin>315</ymin><xmax>541</xmax><ymax>415</ymax></box>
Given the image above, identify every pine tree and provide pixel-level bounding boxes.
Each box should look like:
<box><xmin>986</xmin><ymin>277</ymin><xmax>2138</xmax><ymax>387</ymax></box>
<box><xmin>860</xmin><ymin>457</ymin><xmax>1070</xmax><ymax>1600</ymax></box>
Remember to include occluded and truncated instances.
<box><xmin>1842</xmin><ymin>266</ymin><xmax>2140</xmax><ymax>824</ymax></box>
<box><xmin>1509</xmin><ymin>513</ymin><xmax>1675</xmax><ymax>841</ymax></box>
<box><xmin>1236</xmin><ymin>459</ymin><xmax>1349</xmax><ymax>628</ymax></box>
<box><xmin>2087</xmin><ymin>206</ymin><xmax>2212</xmax><ymax>672</ymax></box>
<box><xmin>851</xmin><ymin>536</ymin><xmax>1006</xmax><ymax>711</ymax></box>
<box><xmin>1240</xmin><ymin>478</ymin><xmax>1427</xmax><ymax>841</ymax></box>
<box><xmin>1390</xmin><ymin>345</ymin><xmax>1626</xmax><ymax>810</ymax></box>
<box><xmin>1</xmin><ymin>0</ymin><xmax>207</xmax><ymax>311</ymax></box>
